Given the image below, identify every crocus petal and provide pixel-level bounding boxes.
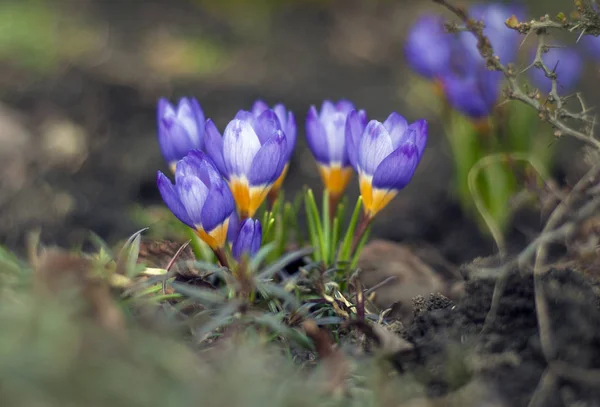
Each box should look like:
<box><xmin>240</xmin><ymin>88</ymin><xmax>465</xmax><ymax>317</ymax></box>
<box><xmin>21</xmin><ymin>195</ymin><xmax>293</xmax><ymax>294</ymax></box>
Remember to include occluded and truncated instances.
<box><xmin>284</xmin><ymin>111</ymin><xmax>297</xmax><ymax>160</ymax></box>
<box><xmin>320</xmin><ymin>100</ymin><xmax>337</xmax><ymax>119</ymax></box>
<box><xmin>176</xmin><ymin>98</ymin><xmax>204</xmax><ymax>149</ymax></box>
<box><xmin>371</xmin><ymin>143</ymin><xmax>419</xmax><ymax>190</ymax></box>
<box><xmin>442</xmin><ymin>71</ymin><xmax>499</xmax><ymax>118</ymax></box>
<box><xmin>253</xmin><ymin>109</ymin><xmax>282</xmax><ymax>145</ymax></box>
<box><xmin>248</xmin><ymin>130</ymin><xmax>287</xmax><ymax>186</ymax></box>
<box><xmin>232</xmin><ymin>218</ymin><xmax>262</xmax><ymax>261</ymax></box>
<box><xmin>227</xmin><ymin>210</ymin><xmax>241</xmax><ymax>243</ymax></box>
<box><xmin>409</xmin><ymin>119</ymin><xmax>428</xmax><ymax>160</ymax></box>
<box><xmin>223</xmin><ymin>118</ymin><xmax>262</xmax><ymax>177</ymax></box>
<box><xmin>157</xmin><ymin>98</ymin><xmax>173</xmax><ymax>122</ymax></box>
<box><xmin>200</xmin><ymin>179</ymin><xmax>235</xmax><ymax>233</ymax></box>
<box><xmin>156</xmin><ymin>171</ymin><xmax>194</xmax><ymax>228</ymax></box>
<box><xmin>306</xmin><ymin>106</ymin><xmax>330</xmax><ymax>164</ymax></box>
<box><xmin>159</xmin><ymin>119</ymin><xmax>196</xmax><ymax>163</ymax></box>
<box><xmin>383</xmin><ymin>112</ymin><xmax>409</xmax><ymax>149</ymax></box>
<box><xmin>178</xmin><ymin>150</ymin><xmax>217</xmax><ymax>187</ymax></box>
<box><xmin>273</xmin><ymin>104</ymin><xmax>289</xmax><ymax>132</ymax></box>
<box><xmin>234</xmin><ymin>110</ymin><xmax>254</xmax><ymax>122</ymax></box>
<box><xmin>335</xmin><ymin>99</ymin><xmax>356</xmax><ymax>115</ymax></box>
<box><xmin>252</xmin><ymin>100</ymin><xmax>270</xmax><ymax>116</ymax></box>
<box><xmin>322</xmin><ymin>111</ymin><xmax>348</xmax><ymax>165</ymax></box>
<box><xmin>345</xmin><ymin>110</ymin><xmax>367</xmax><ymax>170</ymax></box>
<box><xmin>176</xmin><ymin>176</ymin><xmax>210</xmax><ymax>226</ymax></box>
<box><xmin>358</xmin><ymin>121</ymin><xmax>394</xmax><ymax>176</ymax></box>
<box><xmin>204</xmin><ymin>119</ymin><xmax>228</xmax><ymax>177</ymax></box>
<box><xmin>405</xmin><ymin>14</ymin><xmax>451</xmax><ymax>79</ymax></box>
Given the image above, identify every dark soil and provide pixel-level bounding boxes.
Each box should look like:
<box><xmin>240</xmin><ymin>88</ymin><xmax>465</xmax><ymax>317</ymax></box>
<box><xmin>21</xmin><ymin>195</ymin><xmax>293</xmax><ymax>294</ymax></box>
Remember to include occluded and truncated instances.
<box><xmin>398</xmin><ymin>262</ymin><xmax>600</xmax><ymax>406</ymax></box>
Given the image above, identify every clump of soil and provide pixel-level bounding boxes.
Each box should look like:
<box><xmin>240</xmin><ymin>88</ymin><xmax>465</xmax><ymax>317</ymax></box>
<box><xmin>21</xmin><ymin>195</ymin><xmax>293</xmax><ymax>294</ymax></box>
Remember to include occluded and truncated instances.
<box><xmin>400</xmin><ymin>264</ymin><xmax>600</xmax><ymax>406</ymax></box>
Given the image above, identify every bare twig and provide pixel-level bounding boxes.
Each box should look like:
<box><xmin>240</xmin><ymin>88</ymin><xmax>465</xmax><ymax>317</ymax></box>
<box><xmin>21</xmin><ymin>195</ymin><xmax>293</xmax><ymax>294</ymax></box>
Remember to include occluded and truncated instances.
<box><xmin>432</xmin><ymin>0</ymin><xmax>600</xmax><ymax>150</ymax></box>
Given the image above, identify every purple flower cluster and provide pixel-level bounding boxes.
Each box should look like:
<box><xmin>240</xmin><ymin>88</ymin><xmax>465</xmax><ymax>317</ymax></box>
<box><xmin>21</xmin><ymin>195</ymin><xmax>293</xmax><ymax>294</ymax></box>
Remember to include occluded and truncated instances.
<box><xmin>154</xmin><ymin>97</ymin><xmax>428</xmax><ymax>256</ymax></box>
<box><xmin>405</xmin><ymin>3</ymin><xmax>523</xmax><ymax>118</ymax></box>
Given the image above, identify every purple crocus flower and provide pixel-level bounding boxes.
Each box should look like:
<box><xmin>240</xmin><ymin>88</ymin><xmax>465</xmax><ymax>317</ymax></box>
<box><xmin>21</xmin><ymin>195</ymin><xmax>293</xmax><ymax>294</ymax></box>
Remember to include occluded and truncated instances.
<box><xmin>157</xmin><ymin>150</ymin><xmax>235</xmax><ymax>250</ymax></box>
<box><xmin>204</xmin><ymin>110</ymin><xmax>288</xmax><ymax>218</ymax></box>
<box><xmin>157</xmin><ymin>97</ymin><xmax>205</xmax><ymax>172</ymax></box>
<box><xmin>347</xmin><ymin>113</ymin><xmax>427</xmax><ymax>217</ymax></box>
<box><xmin>250</xmin><ymin>100</ymin><xmax>297</xmax><ymax>195</ymax></box>
<box><xmin>441</xmin><ymin>68</ymin><xmax>503</xmax><ymax>118</ymax></box>
<box><xmin>460</xmin><ymin>3</ymin><xmax>525</xmax><ymax>66</ymax></box>
<box><xmin>306</xmin><ymin>100</ymin><xmax>367</xmax><ymax>198</ymax></box>
<box><xmin>231</xmin><ymin>218</ymin><xmax>262</xmax><ymax>261</ymax></box>
<box><xmin>529</xmin><ymin>45</ymin><xmax>583</xmax><ymax>94</ymax></box>
<box><xmin>405</xmin><ymin>14</ymin><xmax>452</xmax><ymax>79</ymax></box>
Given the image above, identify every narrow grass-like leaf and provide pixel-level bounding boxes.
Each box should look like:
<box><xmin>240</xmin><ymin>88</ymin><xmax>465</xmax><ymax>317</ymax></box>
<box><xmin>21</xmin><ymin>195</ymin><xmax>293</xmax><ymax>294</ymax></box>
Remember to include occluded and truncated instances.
<box><xmin>255</xmin><ymin>282</ymin><xmax>299</xmax><ymax>309</ymax></box>
<box><xmin>321</xmin><ymin>190</ymin><xmax>331</xmax><ymax>265</ymax></box>
<box><xmin>303</xmin><ymin>189</ymin><xmax>321</xmax><ymax>262</ymax></box>
<box><xmin>195</xmin><ymin>302</ymin><xmax>240</xmax><ymax>341</ymax></box>
<box><xmin>305</xmin><ymin>189</ymin><xmax>326</xmax><ymax>261</ymax></box>
<box><xmin>329</xmin><ymin>216</ymin><xmax>340</xmax><ymax>266</ymax></box>
<box><xmin>171</xmin><ymin>282</ymin><xmax>227</xmax><ymax>305</ymax></box>
<box><xmin>249</xmin><ymin>242</ymin><xmax>276</xmax><ymax>271</ymax></box>
<box><xmin>115</xmin><ymin>228</ymin><xmax>147</xmax><ymax>278</ymax></box>
<box><xmin>339</xmin><ymin>196</ymin><xmax>362</xmax><ymax>262</ymax></box>
<box><xmin>250</xmin><ymin>313</ymin><xmax>314</xmax><ymax>350</ymax></box>
<box><xmin>257</xmin><ymin>247</ymin><xmax>313</xmax><ymax>281</ymax></box>
<box><xmin>88</xmin><ymin>231</ymin><xmax>114</xmax><ymax>258</ymax></box>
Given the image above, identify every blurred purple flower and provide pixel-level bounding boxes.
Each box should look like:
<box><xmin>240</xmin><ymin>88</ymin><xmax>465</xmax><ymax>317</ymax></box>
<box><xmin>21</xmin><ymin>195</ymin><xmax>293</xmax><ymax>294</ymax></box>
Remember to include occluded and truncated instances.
<box><xmin>441</xmin><ymin>68</ymin><xmax>503</xmax><ymax>118</ymax></box>
<box><xmin>349</xmin><ymin>113</ymin><xmax>427</xmax><ymax>217</ymax></box>
<box><xmin>460</xmin><ymin>3</ymin><xmax>525</xmax><ymax>66</ymax></box>
<box><xmin>232</xmin><ymin>218</ymin><xmax>262</xmax><ymax>261</ymax></box>
<box><xmin>157</xmin><ymin>97</ymin><xmax>205</xmax><ymax>172</ymax></box>
<box><xmin>529</xmin><ymin>46</ymin><xmax>583</xmax><ymax>94</ymax></box>
<box><xmin>204</xmin><ymin>109</ymin><xmax>288</xmax><ymax>218</ymax></box>
<box><xmin>405</xmin><ymin>14</ymin><xmax>452</xmax><ymax>79</ymax></box>
<box><xmin>306</xmin><ymin>99</ymin><xmax>367</xmax><ymax>197</ymax></box>
<box><xmin>157</xmin><ymin>150</ymin><xmax>234</xmax><ymax>250</ymax></box>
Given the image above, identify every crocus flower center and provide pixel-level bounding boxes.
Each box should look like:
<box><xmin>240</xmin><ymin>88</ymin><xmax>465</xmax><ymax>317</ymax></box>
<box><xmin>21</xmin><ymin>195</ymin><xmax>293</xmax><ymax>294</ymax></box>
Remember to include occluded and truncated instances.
<box><xmin>359</xmin><ymin>173</ymin><xmax>398</xmax><ymax>217</ymax></box>
<box><xmin>195</xmin><ymin>218</ymin><xmax>230</xmax><ymax>250</ymax></box>
<box><xmin>318</xmin><ymin>163</ymin><xmax>353</xmax><ymax>198</ymax></box>
<box><xmin>229</xmin><ymin>176</ymin><xmax>272</xmax><ymax>218</ymax></box>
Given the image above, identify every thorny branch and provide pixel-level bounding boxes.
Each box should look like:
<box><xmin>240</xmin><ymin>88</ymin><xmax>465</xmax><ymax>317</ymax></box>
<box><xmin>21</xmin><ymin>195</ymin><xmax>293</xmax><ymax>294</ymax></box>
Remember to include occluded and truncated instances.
<box><xmin>432</xmin><ymin>0</ymin><xmax>600</xmax><ymax>150</ymax></box>
<box><xmin>432</xmin><ymin>0</ymin><xmax>600</xmax><ymax>395</ymax></box>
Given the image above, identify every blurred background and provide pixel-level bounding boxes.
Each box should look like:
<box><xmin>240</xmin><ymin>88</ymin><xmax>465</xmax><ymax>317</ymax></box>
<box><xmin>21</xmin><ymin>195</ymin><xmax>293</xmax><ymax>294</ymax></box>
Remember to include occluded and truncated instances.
<box><xmin>0</xmin><ymin>0</ymin><xmax>595</xmax><ymax>263</ymax></box>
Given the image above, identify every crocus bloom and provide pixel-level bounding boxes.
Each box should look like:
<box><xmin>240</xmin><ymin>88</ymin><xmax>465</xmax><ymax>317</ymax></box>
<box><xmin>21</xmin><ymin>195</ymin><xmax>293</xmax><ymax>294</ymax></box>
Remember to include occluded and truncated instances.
<box><xmin>232</xmin><ymin>218</ymin><xmax>262</xmax><ymax>261</ymax></box>
<box><xmin>529</xmin><ymin>46</ymin><xmax>583</xmax><ymax>94</ymax></box>
<box><xmin>441</xmin><ymin>68</ymin><xmax>503</xmax><ymax>118</ymax></box>
<box><xmin>204</xmin><ymin>110</ymin><xmax>288</xmax><ymax>218</ymax></box>
<box><xmin>157</xmin><ymin>150</ymin><xmax>235</xmax><ymax>250</ymax></box>
<box><xmin>404</xmin><ymin>14</ymin><xmax>452</xmax><ymax>80</ymax></box>
<box><xmin>251</xmin><ymin>100</ymin><xmax>297</xmax><ymax>195</ymax></box>
<box><xmin>460</xmin><ymin>3</ymin><xmax>525</xmax><ymax>66</ymax></box>
<box><xmin>306</xmin><ymin>100</ymin><xmax>367</xmax><ymax>198</ymax></box>
<box><xmin>348</xmin><ymin>113</ymin><xmax>427</xmax><ymax>217</ymax></box>
<box><xmin>157</xmin><ymin>97</ymin><xmax>205</xmax><ymax>172</ymax></box>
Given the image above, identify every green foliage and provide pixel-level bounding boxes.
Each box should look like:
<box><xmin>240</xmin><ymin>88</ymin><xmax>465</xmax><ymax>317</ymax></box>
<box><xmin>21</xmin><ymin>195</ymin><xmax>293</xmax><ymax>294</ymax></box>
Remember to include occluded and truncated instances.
<box><xmin>442</xmin><ymin>98</ymin><xmax>553</xmax><ymax>245</ymax></box>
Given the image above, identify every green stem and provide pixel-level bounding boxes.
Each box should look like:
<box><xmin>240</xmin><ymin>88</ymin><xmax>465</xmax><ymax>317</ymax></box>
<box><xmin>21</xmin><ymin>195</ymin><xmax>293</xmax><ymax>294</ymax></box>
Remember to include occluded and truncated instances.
<box><xmin>350</xmin><ymin>212</ymin><xmax>373</xmax><ymax>258</ymax></box>
<box><xmin>213</xmin><ymin>247</ymin><xmax>230</xmax><ymax>269</ymax></box>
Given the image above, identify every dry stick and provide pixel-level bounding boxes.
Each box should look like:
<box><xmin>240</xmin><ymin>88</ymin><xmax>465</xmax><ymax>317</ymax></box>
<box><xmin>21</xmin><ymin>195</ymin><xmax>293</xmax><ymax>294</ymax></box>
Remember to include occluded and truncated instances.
<box><xmin>431</xmin><ymin>0</ymin><xmax>600</xmax><ymax>390</ymax></box>
<box><xmin>532</xmin><ymin>165</ymin><xmax>600</xmax><ymax>360</ymax></box>
<box><xmin>431</xmin><ymin>0</ymin><xmax>600</xmax><ymax>151</ymax></box>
